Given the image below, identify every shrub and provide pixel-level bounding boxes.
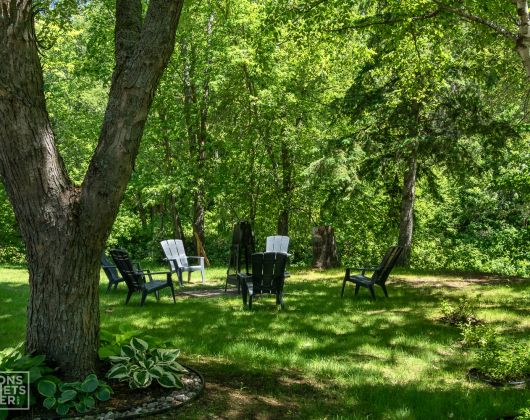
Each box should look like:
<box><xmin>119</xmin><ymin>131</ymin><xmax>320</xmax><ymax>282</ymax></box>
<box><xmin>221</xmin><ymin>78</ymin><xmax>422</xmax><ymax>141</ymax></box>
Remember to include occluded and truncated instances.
<box><xmin>474</xmin><ymin>337</ymin><xmax>530</xmax><ymax>382</ymax></box>
<box><xmin>459</xmin><ymin>323</ymin><xmax>496</xmax><ymax>348</ymax></box>
<box><xmin>440</xmin><ymin>296</ymin><xmax>481</xmax><ymax>325</ymax></box>
<box><xmin>107</xmin><ymin>338</ymin><xmax>186</xmax><ymax>389</ymax></box>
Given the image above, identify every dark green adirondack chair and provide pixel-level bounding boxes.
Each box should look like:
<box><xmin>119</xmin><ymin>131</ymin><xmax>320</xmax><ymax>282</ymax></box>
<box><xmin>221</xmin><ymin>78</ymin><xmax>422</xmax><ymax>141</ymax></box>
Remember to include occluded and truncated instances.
<box><xmin>341</xmin><ymin>246</ymin><xmax>403</xmax><ymax>300</ymax></box>
<box><xmin>241</xmin><ymin>252</ymin><xmax>288</xmax><ymax>309</ymax></box>
<box><xmin>100</xmin><ymin>253</ymin><xmax>124</xmax><ymax>292</ymax></box>
<box><xmin>110</xmin><ymin>249</ymin><xmax>176</xmax><ymax>307</ymax></box>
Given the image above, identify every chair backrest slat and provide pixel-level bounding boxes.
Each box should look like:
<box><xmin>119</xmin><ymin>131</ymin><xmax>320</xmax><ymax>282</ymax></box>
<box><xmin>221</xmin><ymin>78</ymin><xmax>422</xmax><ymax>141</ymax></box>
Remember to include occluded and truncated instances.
<box><xmin>372</xmin><ymin>246</ymin><xmax>403</xmax><ymax>285</ymax></box>
<box><xmin>265</xmin><ymin>236</ymin><xmax>290</xmax><ymax>254</ymax></box>
<box><xmin>110</xmin><ymin>249</ymin><xmax>144</xmax><ymax>291</ymax></box>
<box><xmin>251</xmin><ymin>252</ymin><xmax>287</xmax><ymax>292</ymax></box>
<box><xmin>100</xmin><ymin>253</ymin><xmax>121</xmax><ymax>282</ymax></box>
<box><xmin>161</xmin><ymin>239</ymin><xmax>188</xmax><ymax>270</ymax></box>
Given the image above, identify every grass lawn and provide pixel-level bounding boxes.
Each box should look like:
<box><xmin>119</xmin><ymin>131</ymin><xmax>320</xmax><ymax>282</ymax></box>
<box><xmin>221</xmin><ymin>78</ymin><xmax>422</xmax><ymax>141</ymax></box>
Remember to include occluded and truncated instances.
<box><xmin>0</xmin><ymin>265</ymin><xmax>529</xmax><ymax>419</ymax></box>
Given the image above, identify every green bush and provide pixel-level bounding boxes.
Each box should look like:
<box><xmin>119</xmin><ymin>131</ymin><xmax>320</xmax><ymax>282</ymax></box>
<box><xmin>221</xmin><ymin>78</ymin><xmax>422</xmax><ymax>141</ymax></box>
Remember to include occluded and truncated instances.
<box><xmin>440</xmin><ymin>296</ymin><xmax>481</xmax><ymax>325</ymax></box>
<box><xmin>107</xmin><ymin>338</ymin><xmax>186</xmax><ymax>389</ymax></box>
<box><xmin>459</xmin><ymin>323</ymin><xmax>496</xmax><ymax>348</ymax></box>
<box><xmin>474</xmin><ymin>337</ymin><xmax>530</xmax><ymax>382</ymax></box>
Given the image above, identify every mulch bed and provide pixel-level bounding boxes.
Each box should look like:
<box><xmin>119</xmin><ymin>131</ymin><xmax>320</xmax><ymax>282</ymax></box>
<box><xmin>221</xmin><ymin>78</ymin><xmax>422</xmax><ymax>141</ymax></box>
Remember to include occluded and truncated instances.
<box><xmin>11</xmin><ymin>366</ymin><xmax>204</xmax><ymax>420</ymax></box>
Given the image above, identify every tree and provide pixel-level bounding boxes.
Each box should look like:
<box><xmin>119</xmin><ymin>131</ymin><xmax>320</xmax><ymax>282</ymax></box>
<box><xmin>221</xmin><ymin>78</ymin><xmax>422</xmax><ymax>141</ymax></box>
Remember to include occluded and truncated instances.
<box><xmin>0</xmin><ymin>0</ymin><xmax>184</xmax><ymax>378</ymax></box>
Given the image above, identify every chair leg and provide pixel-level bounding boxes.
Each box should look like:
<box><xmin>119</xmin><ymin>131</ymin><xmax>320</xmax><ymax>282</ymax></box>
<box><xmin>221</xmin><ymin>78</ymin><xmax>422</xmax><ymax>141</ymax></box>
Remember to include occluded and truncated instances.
<box><xmin>242</xmin><ymin>286</ymin><xmax>248</xmax><ymax>307</ymax></box>
<box><xmin>277</xmin><ymin>293</ymin><xmax>284</xmax><ymax>309</ymax></box>
<box><xmin>169</xmin><ymin>282</ymin><xmax>176</xmax><ymax>303</ymax></box>
<box><xmin>354</xmin><ymin>284</ymin><xmax>361</xmax><ymax>295</ymax></box>
<box><xmin>368</xmin><ymin>286</ymin><xmax>376</xmax><ymax>300</ymax></box>
<box><xmin>140</xmin><ymin>291</ymin><xmax>148</xmax><ymax>307</ymax></box>
<box><xmin>188</xmin><ymin>271</ymin><xmax>191</xmax><ymax>283</ymax></box>
<box><xmin>249</xmin><ymin>295</ymin><xmax>253</xmax><ymax>310</ymax></box>
<box><xmin>341</xmin><ymin>279</ymin><xmax>347</xmax><ymax>297</ymax></box>
<box><xmin>177</xmin><ymin>270</ymin><xmax>183</xmax><ymax>286</ymax></box>
<box><xmin>201</xmin><ymin>269</ymin><xmax>205</xmax><ymax>283</ymax></box>
<box><xmin>125</xmin><ymin>290</ymin><xmax>134</xmax><ymax>305</ymax></box>
<box><xmin>113</xmin><ymin>282</ymin><xmax>118</xmax><ymax>290</ymax></box>
<box><xmin>106</xmin><ymin>282</ymin><xmax>112</xmax><ymax>293</ymax></box>
<box><xmin>380</xmin><ymin>283</ymin><xmax>389</xmax><ymax>297</ymax></box>
<box><xmin>155</xmin><ymin>290</ymin><xmax>160</xmax><ymax>301</ymax></box>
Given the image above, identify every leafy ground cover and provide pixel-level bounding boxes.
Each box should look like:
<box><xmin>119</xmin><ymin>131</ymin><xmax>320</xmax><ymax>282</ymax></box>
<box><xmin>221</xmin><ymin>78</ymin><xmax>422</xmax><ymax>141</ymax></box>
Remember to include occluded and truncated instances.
<box><xmin>0</xmin><ymin>266</ymin><xmax>529</xmax><ymax>419</ymax></box>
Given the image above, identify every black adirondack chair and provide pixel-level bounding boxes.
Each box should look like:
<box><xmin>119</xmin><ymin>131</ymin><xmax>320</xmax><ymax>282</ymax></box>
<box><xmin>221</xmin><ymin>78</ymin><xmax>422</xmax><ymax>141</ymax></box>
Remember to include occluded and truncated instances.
<box><xmin>109</xmin><ymin>249</ymin><xmax>176</xmax><ymax>307</ymax></box>
<box><xmin>241</xmin><ymin>252</ymin><xmax>288</xmax><ymax>309</ymax></box>
<box><xmin>225</xmin><ymin>221</ymin><xmax>255</xmax><ymax>292</ymax></box>
<box><xmin>341</xmin><ymin>246</ymin><xmax>403</xmax><ymax>300</ymax></box>
<box><xmin>100</xmin><ymin>253</ymin><xmax>125</xmax><ymax>292</ymax></box>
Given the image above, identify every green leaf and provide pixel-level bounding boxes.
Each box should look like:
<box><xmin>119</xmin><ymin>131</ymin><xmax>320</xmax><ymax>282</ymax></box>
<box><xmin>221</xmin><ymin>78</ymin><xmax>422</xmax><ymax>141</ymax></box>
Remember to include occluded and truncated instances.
<box><xmin>148</xmin><ymin>366</ymin><xmax>165</xmax><ymax>379</ymax></box>
<box><xmin>132</xmin><ymin>370</ymin><xmax>151</xmax><ymax>388</ymax></box>
<box><xmin>56</xmin><ymin>402</ymin><xmax>70</xmax><ymax>416</ymax></box>
<box><xmin>81</xmin><ymin>374</ymin><xmax>98</xmax><ymax>393</ymax></box>
<box><xmin>131</xmin><ymin>337</ymin><xmax>149</xmax><ymax>353</ymax></box>
<box><xmin>99</xmin><ymin>345</ymin><xmax>120</xmax><ymax>359</ymax></box>
<box><xmin>106</xmin><ymin>364</ymin><xmax>128</xmax><ymax>380</ymax></box>
<box><xmin>121</xmin><ymin>345</ymin><xmax>136</xmax><ymax>358</ymax></box>
<box><xmin>99</xmin><ymin>329</ymin><xmax>115</xmax><ymax>344</ymax></box>
<box><xmin>96</xmin><ymin>387</ymin><xmax>111</xmax><ymax>401</ymax></box>
<box><xmin>74</xmin><ymin>401</ymin><xmax>88</xmax><ymax>413</ymax></box>
<box><xmin>157</xmin><ymin>372</ymin><xmax>182</xmax><ymax>388</ymax></box>
<box><xmin>83</xmin><ymin>395</ymin><xmax>96</xmax><ymax>408</ymax></box>
<box><xmin>43</xmin><ymin>397</ymin><xmax>57</xmax><ymax>410</ymax></box>
<box><xmin>58</xmin><ymin>389</ymin><xmax>77</xmax><ymax>403</ymax></box>
<box><xmin>37</xmin><ymin>380</ymin><xmax>57</xmax><ymax>398</ymax></box>
<box><xmin>108</xmin><ymin>355</ymin><xmax>129</xmax><ymax>363</ymax></box>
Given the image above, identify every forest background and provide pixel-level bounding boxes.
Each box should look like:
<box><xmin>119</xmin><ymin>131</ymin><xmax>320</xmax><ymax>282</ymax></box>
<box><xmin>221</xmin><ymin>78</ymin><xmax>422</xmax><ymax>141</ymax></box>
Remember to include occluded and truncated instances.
<box><xmin>1</xmin><ymin>0</ymin><xmax>529</xmax><ymax>276</ymax></box>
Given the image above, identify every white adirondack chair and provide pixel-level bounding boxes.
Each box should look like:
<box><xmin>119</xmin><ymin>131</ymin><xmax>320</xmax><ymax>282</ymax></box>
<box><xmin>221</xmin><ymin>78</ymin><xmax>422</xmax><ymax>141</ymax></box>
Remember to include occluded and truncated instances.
<box><xmin>265</xmin><ymin>235</ymin><xmax>290</xmax><ymax>254</ymax></box>
<box><xmin>160</xmin><ymin>239</ymin><xmax>205</xmax><ymax>285</ymax></box>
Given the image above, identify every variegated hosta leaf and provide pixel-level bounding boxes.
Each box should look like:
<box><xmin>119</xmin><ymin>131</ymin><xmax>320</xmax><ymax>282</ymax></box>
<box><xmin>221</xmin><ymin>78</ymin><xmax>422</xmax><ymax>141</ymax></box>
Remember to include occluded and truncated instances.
<box><xmin>156</xmin><ymin>372</ymin><xmax>183</xmax><ymax>388</ymax></box>
<box><xmin>148</xmin><ymin>366</ymin><xmax>165</xmax><ymax>379</ymax></box>
<box><xmin>167</xmin><ymin>362</ymin><xmax>187</xmax><ymax>374</ymax></box>
<box><xmin>132</xmin><ymin>370</ymin><xmax>152</xmax><ymax>388</ymax></box>
<box><xmin>120</xmin><ymin>345</ymin><xmax>136</xmax><ymax>358</ymax></box>
<box><xmin>159</xmin><ymin>349</ymin><xmax>179</xmax><ymax>362</ymax></box>
<box><xmin>106</xmin><ymin>364</ymin><xmax>129</xmax><ymax>380</ymax></box>
<box><xmin>108</xmin><ymin>355</ymin><xmax>130</xmax><ymax>363</ymax></box>
<box><xmin>145</xmin><ymin>359</ymin><xmax>155</xmax><ymax>369</ymax></box>
<box><xmin>130</xmin><ymin>337</ymin><xmax>149</xmax><ymax>353</ymax></box>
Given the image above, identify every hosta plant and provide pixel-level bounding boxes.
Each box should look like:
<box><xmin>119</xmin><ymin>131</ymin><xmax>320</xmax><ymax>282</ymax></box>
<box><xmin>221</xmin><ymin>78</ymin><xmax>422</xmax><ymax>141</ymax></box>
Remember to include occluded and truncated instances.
<box><xmin>99</xmin><ymin>325</ymin><xmax>172</xmax><ymax>360</ymax></box>
<box><xmin>37</xmin><ymin>374</ymin><xmax>112</xmax><ymax>416</ymax></box>
<box><xmin>107</xmin><ymin>338</ymin><xmax>186</xmax><ymax>389</ymax></box>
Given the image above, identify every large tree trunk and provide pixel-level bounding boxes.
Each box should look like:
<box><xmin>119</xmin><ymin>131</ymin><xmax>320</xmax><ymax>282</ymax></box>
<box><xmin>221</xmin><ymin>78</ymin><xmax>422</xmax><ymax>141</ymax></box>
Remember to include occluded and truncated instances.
<box><xmin>312</xmin><ymin>226</ymin><xmax>340</xmax><ymax>269</ymax></box>
<box><xmin>396</xmin><ymin>151</ymin><xmax>417</xmax><ymax>267</ymax></box>
<box><xmin>0</xmin><ymin>0</ymin><xmax>184</xmax><ymax>378</ymax></box>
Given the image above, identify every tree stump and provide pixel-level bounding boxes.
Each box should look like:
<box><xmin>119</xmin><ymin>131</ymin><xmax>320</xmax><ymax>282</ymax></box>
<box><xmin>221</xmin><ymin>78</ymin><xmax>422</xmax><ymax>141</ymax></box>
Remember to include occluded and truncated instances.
<box><xmin>312</xmin><ymin>226</ymin><xmax>340</xmax><ymax>269</ymax></box>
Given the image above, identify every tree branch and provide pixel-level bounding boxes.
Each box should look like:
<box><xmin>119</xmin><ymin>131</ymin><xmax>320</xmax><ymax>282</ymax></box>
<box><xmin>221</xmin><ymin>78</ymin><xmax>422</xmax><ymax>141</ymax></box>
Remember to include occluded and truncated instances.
<box><xmin>114</xmin><ymin>0</ymin><xmax>142</xmax><ymax>71</ymax></box>
<box><xmin>432</xmin><ymin>0</ymin><xmax>517</xmax><ymax>41</ymax></box>
<box><xmin>332</xmin><ymin>10</ymin><xmax>442</xmax><ymax>33</ymax></box>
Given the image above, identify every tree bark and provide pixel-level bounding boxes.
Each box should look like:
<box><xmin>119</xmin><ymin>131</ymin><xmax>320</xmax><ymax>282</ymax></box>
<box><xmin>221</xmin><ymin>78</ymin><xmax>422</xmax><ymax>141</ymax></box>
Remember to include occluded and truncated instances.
<box><xmin>515</xmin><ymin>0</ymin><xmax>530</xmax><ymax>79</ymax></box>
<box><xmin>312</xmin><ymin>226</ymin><xmax>340</xmax><ymax>269</ymax></box>
<box><xmin>396</xmin><ymin>150</ymin><xmax>418</xmax><ymax>267</ymax></box>
<box><xmin>0</xmin><ymin>0</ymin><xmax>184</xmax><ymax>378</ymax></box>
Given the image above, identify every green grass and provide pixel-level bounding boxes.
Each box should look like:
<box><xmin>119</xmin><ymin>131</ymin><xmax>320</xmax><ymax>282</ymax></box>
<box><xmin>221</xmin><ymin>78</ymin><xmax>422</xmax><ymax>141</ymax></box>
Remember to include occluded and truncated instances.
<box><xmin>1</xmin><ymin>266</ymin><xmax>529</xmax><ymax>419</ymax></box>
